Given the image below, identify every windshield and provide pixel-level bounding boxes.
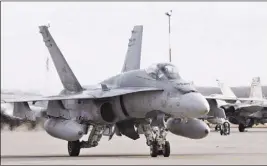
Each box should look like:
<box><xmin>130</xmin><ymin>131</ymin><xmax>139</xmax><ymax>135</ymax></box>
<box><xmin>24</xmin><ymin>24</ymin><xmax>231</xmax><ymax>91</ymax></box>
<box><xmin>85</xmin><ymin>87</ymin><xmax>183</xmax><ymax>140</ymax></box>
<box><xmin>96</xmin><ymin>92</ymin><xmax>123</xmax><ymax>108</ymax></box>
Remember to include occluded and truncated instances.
<box><xmin>159</xmin><ymin>64</ymin><xmax>180</xmax><ymax>80</ymax></box>
<box><xmin>145</xmin><ymin>63</ymin><xmax>181</xmax><ymax>80</ymax></box>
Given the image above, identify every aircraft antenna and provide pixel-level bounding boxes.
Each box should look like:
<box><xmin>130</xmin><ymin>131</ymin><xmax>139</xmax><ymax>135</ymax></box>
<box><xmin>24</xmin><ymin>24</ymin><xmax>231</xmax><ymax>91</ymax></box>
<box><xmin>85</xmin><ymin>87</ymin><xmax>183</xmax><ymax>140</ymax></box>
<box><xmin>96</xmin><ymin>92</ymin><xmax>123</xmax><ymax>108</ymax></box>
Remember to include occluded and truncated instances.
<box><xmin>165</xmin><ymin>10</ymin><xmax>172</xmax><ymax>63</ymax></box>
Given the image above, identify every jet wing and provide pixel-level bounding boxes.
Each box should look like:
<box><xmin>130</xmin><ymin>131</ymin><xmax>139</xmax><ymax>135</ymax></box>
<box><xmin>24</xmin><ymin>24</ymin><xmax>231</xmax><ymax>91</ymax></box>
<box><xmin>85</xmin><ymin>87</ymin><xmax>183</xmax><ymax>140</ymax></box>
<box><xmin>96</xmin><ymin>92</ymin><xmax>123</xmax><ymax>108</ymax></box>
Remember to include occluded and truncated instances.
<box><xmin>1</xmin><ymin>87</ymin><xmax>163</xmax><ymax>103</ymax></box>
<box><xmin>233</xmin><ymin>103</ymin><xmax>263</xmax><ymax>110</ymax></box>
<box><xmin>204</xmin><ymin>96</ymin><xmax>264</xmax><ymax>102</ymax></box>
<box><xmin>204</xmin><ymin>96</ymin><xmax>238</xmax><ymax>102</ymax></box>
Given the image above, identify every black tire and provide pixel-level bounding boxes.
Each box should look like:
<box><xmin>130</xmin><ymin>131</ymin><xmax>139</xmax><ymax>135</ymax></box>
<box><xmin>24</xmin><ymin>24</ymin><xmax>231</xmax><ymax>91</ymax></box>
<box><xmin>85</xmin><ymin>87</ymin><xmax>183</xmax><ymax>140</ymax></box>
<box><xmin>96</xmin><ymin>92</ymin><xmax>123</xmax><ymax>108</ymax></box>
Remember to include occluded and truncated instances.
<box><xmin>150</xmin><ymin>141</ymin><xmax>158</xmax><ymax>157</ymax></box>
<box><xmin>238</xmin><ymin>124</ymin><xmax>245</xmax><ymax>132</ymax></box>
<box><xmin>220</xmin><ymin>129</ymin><xmax>223</xmax><ymax>135</ymax></box>
<box><xmin>68</xmin><ymin>140</ymin><xmax>81</xmax><ymax>156</ymax></box>
<box><xmin>215</xmin><ymin>125</ymin><xmax>218</xmax><ymax>131</ymax></box>
<box><xmin>223</xmin><ymin>122</ymin><xmax>230</xmax><ymax>135</ymax></box>
<box><xmin>163</xmin><ymin>141</ymin><xmax>170</xmax><ymax>157</ymax></box>
<box><xmin>215</xmin><ymin>125</ymin><xmax>221</xmax><ymax>132</ymax></box>
<box><xmin>157</xmin><ymin>150</ymin><xmax>163</xmax><ymax>155</ymax></box>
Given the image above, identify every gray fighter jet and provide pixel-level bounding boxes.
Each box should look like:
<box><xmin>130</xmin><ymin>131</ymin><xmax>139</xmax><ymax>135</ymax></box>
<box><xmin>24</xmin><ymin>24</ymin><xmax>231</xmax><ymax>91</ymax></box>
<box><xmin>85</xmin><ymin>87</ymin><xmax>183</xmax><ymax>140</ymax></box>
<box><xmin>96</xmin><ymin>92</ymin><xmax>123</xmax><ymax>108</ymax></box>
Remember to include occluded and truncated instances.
<box><xmin>199</xmin><ymin>77</ymin><xmax>266</xmax><ymax>136</ymax></box>
<box><xmin>216</xmin><ymin>77</ymin><xmax>267</xmax><ymax>132</ymax></box>
<box><xmin>1</xmin><ymin>25</ymin><xmax>245</xmax><ymax>157</ymax></box>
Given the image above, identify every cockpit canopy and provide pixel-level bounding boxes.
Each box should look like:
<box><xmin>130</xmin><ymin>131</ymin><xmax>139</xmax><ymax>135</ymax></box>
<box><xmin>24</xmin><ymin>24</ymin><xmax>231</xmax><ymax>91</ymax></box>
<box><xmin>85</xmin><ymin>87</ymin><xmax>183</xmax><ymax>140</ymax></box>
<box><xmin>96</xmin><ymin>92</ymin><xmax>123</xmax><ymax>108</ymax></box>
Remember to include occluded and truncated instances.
<box><xmin>145</xmin><ymin>63</ymin><xmax>181</xmax><ymax>80</ymax></box>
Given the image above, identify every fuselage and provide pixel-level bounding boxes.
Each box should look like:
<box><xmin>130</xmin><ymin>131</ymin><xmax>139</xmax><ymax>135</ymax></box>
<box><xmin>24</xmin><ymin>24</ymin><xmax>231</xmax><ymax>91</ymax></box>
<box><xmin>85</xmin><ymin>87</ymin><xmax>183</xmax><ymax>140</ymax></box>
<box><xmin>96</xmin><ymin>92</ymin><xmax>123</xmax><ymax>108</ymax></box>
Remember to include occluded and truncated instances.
<box><xmin>58</xmin><ymin>63</ymin><xmax>210</xmax><ymax>124</ymax></box>
<box><xmin>100</xmin><ymin>64</ymin><xmax>210</xmax><ymax>120</ymax></box>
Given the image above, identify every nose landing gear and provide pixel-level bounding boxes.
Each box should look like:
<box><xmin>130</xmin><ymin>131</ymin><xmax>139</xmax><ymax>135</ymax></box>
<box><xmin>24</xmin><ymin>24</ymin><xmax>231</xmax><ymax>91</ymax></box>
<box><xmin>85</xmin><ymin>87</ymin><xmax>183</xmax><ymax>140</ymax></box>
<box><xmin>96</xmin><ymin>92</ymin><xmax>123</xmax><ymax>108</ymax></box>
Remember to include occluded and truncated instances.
<box><xmin>140</xmin><ymin>122</ymin><xmax>171</xmax><ymax>158</ymax></box>
<box><xmin>215</xmin><ymin>121</ymin><xmax>230</xmax><ymax>135</ymax></box>
<box><xmin>150</xmin><ymin>140</ymin><xmax>170</xmax><ymax>157</ymax></box>
<box><xmin>220</xmin><ymin>122</ymin><xmax>230</xmax><ymax>135</ymax></box>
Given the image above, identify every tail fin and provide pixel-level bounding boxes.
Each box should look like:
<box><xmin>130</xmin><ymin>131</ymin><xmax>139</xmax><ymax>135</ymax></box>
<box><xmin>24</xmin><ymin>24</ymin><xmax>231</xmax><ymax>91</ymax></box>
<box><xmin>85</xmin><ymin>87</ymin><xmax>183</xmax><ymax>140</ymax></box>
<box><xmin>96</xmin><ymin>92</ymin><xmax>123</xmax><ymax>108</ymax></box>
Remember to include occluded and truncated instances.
<box><xmin>121</xmin><ymin>25</ymin><xmax>143</xmax><ymax>73</ymax></box>
<box><xmin>216</xmin><ymin>79</ymin><xmax>236</xmax><ymax>98</ymax></box>
<box><xmin>39</xmin><ymin>25</ymin><xmax>83</xmax><ymax>93</ymax></box>
<box><xmin>249</xmin><ymin>77</ymin><xmax>263</xmax><ymax>99</ymax></box>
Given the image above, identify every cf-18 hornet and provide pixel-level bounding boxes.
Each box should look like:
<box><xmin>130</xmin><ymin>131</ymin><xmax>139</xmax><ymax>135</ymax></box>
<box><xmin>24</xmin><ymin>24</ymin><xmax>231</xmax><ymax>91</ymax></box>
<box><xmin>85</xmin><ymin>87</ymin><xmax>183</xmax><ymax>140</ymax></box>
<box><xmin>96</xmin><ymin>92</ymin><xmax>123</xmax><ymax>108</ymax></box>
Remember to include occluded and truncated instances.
<box><xmin>1</xmin><ymin>25</ymin><xmax>242</xmax><ymax>157</ymax></box>
<box><xmin>216</xmin><ymin>77</ymin><xmax>267</xmax><ymax>132</ymax></box>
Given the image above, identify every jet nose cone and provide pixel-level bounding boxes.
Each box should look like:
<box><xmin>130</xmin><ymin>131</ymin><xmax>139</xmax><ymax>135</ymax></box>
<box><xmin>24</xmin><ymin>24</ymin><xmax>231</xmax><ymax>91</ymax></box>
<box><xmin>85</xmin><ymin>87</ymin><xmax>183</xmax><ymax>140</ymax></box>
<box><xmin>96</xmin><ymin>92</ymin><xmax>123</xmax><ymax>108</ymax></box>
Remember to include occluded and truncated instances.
<box><xmin>180</xmin><ymin>92</ymin><xmax>210</xmax><ymax>117</ymax></box>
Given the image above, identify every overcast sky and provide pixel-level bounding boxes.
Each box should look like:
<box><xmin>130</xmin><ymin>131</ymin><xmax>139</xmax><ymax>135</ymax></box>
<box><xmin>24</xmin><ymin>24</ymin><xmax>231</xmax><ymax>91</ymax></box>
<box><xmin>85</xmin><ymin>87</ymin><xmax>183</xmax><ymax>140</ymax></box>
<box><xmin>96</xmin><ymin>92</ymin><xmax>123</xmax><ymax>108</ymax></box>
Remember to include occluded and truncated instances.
<box><xmin>1</xmin><ymin>2</ymin><xmax>267</xmax><ymax>95</ymax></box>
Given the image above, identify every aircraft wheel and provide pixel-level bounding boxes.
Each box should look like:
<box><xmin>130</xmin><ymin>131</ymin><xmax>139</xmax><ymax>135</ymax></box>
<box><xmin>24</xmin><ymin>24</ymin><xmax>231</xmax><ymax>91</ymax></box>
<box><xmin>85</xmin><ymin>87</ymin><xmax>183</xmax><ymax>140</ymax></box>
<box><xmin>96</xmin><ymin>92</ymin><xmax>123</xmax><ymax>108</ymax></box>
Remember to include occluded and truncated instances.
<box><xmin>68</xmin><ymin>140</ymin><xmax>81</xmax><ymax>156</ymax></box>
<box><xmin>223</xmin><ymin>122</ymin><xmax>230</xmax><ymax>135</ymax></box>
<box><xmin>220</xmin><ymin>129</ymin><xmax>224</xmax><ymax>135</ymax></box>
<box><xmin>238</xmin><ymin>124</ymin><xmax>245</xmax><ymax>132</ymax></box>
<box><xmin>220</xmin><ymin>126</ymin><xmax>225</xmax><ymax>135</ymax></box>
<box><xmin>157</xmin><ymin>150</ymin><xmax>163</xmax><ymax>155</ymax></box>
<box><xmin>215</xmin><ymin>125</ymin><xmax>221</xmax><ymax>132</ymax></box>
<box><xmin>150</xmin><ymin>141</ymin><xmax>158</xmax><ymax>157</ymax></box>
<box><xmin>163</xmin><ymin>141</ymin><xmax>170</xmax><ymax>157</ymax></box>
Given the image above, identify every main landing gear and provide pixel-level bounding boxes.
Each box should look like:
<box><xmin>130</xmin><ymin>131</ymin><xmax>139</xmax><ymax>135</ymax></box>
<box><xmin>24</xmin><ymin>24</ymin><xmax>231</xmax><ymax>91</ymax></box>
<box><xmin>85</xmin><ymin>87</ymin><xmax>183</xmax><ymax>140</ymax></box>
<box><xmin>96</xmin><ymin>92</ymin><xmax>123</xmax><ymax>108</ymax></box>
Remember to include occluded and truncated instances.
<box><xmin>67</xmin><ymin>125</ymin><xmax>104</xmax><ymax>157</ymax></box>
<box><xmin>142</xmin><ymin>124</ymin><xmax>170</xmax><ymax>157</ymax></box>
<box><xmin>238</xmin><ymin>123</ymin><xmax>246</xmax><ymax>132</ymax></box>
<box><xmin>215</xmin><ymin>121</ymin><xmax>230</xmax><ymax>136</ymax></box>
<box><xmin>68</xmin><ymin>140</ymin><xmax>81</xmax><ymax>156</ymax></box>
<box><xmin>238</xmin><ymin>119</ymin><xmax>255</xmax><ymax>132</ymax></box>
<box><xmin>150</xmin><ymin>140</ymin><xmax>170</xmax><ymax>157</ymax></box>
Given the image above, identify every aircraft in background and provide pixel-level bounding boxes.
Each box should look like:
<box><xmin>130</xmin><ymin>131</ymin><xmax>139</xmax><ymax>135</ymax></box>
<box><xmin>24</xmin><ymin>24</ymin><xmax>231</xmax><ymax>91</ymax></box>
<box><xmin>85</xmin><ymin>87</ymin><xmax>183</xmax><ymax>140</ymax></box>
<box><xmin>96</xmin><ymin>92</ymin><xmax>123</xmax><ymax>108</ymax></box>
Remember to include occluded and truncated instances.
<box><xmin>216</xmin><ymin>77</ymin><xmax>267</xmax><ymax>132</ymax></box>
<box><xmin>199</xmin><ymin>77</ymin><xmax>267</xmax><ymax>135</ymax></box>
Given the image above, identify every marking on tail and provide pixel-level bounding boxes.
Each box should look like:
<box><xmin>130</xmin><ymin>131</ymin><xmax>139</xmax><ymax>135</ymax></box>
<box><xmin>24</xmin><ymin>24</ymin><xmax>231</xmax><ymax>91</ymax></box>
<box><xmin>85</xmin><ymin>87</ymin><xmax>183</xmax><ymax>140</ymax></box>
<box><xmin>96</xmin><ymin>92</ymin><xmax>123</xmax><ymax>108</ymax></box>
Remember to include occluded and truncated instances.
<box><xmin>249</xmin><ymin>77</ymin><xmax>263</xmax><ymax>99</ymax></box>
<box><xmin>39</xmin><ymin>25</ymin><xmax>83</xmax><ymax>93</ymax></box>
<box><xmin>121</xmin><ymin>25</ymin><xmax>143</xmax><ymax>73</ymax></box>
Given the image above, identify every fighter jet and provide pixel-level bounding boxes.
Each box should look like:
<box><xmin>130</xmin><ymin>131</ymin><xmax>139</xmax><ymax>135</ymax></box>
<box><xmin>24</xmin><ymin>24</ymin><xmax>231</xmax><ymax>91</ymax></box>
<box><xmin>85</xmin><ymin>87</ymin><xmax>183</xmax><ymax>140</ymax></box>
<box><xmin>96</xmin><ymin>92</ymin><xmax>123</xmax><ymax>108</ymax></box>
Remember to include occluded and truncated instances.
<box><xmin>198</xmin><ymin>77</ymin><xmax>264</xmax><ymax>136</ymax></box>
<box><xmin>2</xmin><ymin>24</ymin><xmax>245</xmax><ymax>157</ymax></box>
<box><xmin>216</xmin><ymin>77</ymin><xmax>267</xmax><ymax>132</ymax></box>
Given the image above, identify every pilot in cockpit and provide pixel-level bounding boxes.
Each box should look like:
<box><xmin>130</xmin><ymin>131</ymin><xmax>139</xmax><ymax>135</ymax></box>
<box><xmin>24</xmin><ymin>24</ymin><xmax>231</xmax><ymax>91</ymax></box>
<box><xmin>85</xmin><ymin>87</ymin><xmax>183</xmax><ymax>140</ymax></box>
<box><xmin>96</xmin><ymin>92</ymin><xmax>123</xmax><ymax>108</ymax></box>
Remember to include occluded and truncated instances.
<box><xmin>146</xmin><ymin>63</ymin><xmax>181</xmax><ymax>80</ymax></box>
<box><xmin>145</xmin><ymin>63</ymin><xmax>197</xmax><ymax>93</ymax></box>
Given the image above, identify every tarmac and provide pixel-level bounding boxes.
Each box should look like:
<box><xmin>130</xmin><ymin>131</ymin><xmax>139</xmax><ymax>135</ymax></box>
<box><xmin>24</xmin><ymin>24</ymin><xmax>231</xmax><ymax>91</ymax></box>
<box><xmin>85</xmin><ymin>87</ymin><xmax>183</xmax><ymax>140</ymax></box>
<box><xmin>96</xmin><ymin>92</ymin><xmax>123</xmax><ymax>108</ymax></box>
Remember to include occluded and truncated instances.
<box><xmin>1</xmin><ymin>127</ymin><xmax>267</xmax><ymax>165</ymax></box>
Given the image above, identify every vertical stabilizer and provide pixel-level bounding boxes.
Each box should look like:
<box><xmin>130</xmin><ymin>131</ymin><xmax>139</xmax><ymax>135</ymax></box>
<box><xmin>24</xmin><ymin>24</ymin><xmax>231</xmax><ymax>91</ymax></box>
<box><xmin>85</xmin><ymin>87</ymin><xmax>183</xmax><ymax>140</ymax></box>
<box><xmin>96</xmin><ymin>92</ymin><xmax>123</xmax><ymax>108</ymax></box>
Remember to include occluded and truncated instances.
<box><xmin>121</xmin><ymin>25</ymin><xmax>143</xmax><ymax>73</ymax></box>
<box><xmin>216</xmin><ymin>79</ymin><xmax>236</xmax><ymax>98</ymax></box>
<box><xmin>39</xmin><ymin>26</ymin><xmax>83</xmax><ymax>93</ymax></box>
<box><xmin>249</xmin><ymin>77</ymin><xmax>263</xmax><ymax>99</ymax></box>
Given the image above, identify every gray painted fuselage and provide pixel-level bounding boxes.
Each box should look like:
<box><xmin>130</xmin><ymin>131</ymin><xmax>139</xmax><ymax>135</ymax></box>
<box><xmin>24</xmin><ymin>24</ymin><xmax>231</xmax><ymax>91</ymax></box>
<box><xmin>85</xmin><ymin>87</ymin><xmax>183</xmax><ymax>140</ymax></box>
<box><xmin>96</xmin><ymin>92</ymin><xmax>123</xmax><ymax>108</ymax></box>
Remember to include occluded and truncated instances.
<box><xmin>57</xmin><ymin>64</ymin><xmax>210</xmax><ymax>125</ymax></box>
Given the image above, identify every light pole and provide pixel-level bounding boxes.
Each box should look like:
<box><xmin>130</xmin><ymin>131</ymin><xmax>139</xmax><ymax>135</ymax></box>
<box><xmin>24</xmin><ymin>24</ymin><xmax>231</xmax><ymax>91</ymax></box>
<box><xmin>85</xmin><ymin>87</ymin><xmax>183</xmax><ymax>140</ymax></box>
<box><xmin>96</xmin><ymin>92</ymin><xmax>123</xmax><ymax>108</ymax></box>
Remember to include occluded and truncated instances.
<box><xmin>165</xmin><ymin>10</ymin><xmax>172</xmax><ymax>63</ymax></box>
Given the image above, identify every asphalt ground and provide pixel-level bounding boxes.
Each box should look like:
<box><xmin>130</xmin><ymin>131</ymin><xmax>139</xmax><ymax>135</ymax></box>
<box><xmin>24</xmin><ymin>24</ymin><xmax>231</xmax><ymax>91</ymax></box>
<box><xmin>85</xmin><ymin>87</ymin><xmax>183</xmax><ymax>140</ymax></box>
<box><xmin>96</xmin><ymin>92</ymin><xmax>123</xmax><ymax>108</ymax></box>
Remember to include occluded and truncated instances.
<box><xmin>1</xmin><ymin>127</ymin><xmax>267</xmax><ymax>165</ymax></box>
